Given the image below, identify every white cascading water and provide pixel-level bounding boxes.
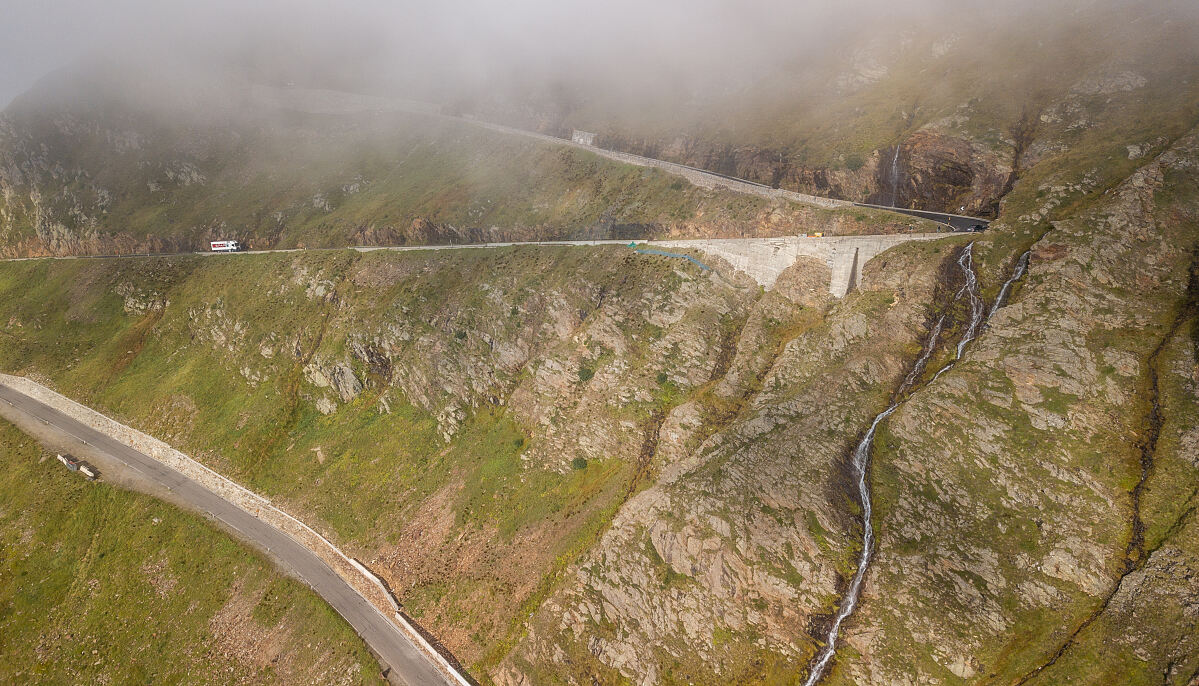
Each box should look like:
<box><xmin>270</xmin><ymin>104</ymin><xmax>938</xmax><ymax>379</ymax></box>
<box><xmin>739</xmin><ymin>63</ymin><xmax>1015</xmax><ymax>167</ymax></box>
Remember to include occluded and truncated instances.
<box><xmin>931</xmin><ymin>242</ymin><xmax>983</xmax><ymax>382</ymax></box>
<box><xmin>899</xmin><ymin>316</ymin><xmax>946</xmax><ymax>394</ymax></box>
<box><xmin>987</xmin><ymin>250</ymin><xmax>1031</xmax><ymax>321</ymax></box>
<box><xmin>800</xmin><ymin>315</ymin><xmax>945</xmax><ymax>686</ymax></box>
<box><xmin>890</xmin><ymin>145</ymin><xmax>902</xmax><ymax>206</ymax></box>
<box><xmin>954</xmin><ymin>243</ymin><xmax>985</xmax><ymax>359</ymax></box>
<box><xmin>934</xmin><ymin>244</ymin><xmax>1026</xmax><ymax>382</ymax></box>
<box><xmin>802</xmin><ymin>243</ymin><xmax>1030</xmax><ymax>685</ymax></box>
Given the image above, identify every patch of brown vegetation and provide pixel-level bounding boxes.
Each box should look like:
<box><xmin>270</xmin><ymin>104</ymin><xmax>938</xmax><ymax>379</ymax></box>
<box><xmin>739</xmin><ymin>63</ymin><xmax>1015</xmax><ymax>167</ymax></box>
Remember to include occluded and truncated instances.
<box><xmin>64</xmin><ymin>264</ymin><xmax>110</xmax><ymax>323</ymax></box>
<box><xmin>378</xmin><ymin>477</ymin><xmax>462</xmax><ymax>590</ymax></box>
<box><xmin>148</xmin><ymin>394</ymin><xmax>199</xmax><ymax>444</ymax></box>
<box><xmin>348</xmin><ymin>257</ymin><xmax>428</xmax><ymax>289</ymax></box>
<box><xmin>104</xmin><ymin>308</ymin><xmax>165</xmax><ymax>382</ymax></box>
<box><xmin>1032</xmin><ymin>242</ymin><xmax>1069</xmax><ymax>261</ymax></box>
<box><xmin>377</xmin><ymin>471</ymin><xmax>622</xmax><ymax>666</ymax></box>
<box><xmin>206</xmin><ymin>576</ymin><xmax>368</xmax><ymax>686</ymax></box>
<box><xmin>141</xmin><ymin>552</ymin><xmax>177</xmax><ymax>598</ymax></box>
<box><xmin>207</xmin><ymin>577</ymin><xmax>292</xmax><ymax>683</ymax></box>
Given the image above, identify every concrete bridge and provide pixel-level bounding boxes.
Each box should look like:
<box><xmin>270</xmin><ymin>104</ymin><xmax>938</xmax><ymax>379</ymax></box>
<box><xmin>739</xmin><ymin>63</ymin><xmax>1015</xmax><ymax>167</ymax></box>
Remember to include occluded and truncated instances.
<box><xmin>13</xmin><ymin>86</ymin><xmax>961</xmax><ymax>300</ymax></box>
<box><xmin>355</xmin><ymin>233</ymin><xmax>952</xmax><ymax>297</ymax></box>
<box><xmin>652</xmin><ymin>233</ymin><xmax>948</xmax><ymax>296</ymax></box>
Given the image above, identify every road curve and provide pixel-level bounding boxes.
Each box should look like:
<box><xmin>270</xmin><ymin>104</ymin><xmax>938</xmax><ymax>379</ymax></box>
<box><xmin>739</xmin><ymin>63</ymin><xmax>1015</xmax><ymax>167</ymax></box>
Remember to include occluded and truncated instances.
<box><xmin>852</xmin><ymin>203</ymin><xmax>989</xmax><ymax>231</ymax></box>
<box><xmin>0</xmin><ymin>382</ymin><xmax>457</xmax><ymax>686</ymax></box>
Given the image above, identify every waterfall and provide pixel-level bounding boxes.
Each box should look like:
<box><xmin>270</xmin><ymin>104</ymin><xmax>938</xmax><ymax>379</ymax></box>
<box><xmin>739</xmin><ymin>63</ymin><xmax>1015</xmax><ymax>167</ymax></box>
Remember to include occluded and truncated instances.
<box><xmin>889</xmin><ymin>145</ymin><xmax>902</xmax><ymax>206</ymax></box>
<box><xmin>987</xmin><ymin>250</ymin><xmax>1031</xmax><ymax>321</ymax></box>
<box><xmin>954</xmin><ymin>243</ymin><xmax>984</xmax><ymax>359</ymax></box>
<box><xmin>900</xmin><ymin>316</ymin><xmax>946</xmax><ymax>394</ymax></box>
<box><xmin>933</xmin><ymin>244</ymin><xmax>1028</xmax><ymax>382</ymax></box>
<box><xmin>800</xmin><ymin>314</ymin><xmax>946</xmax><ymax>686</ymax></box>
<box><xmin>930</xmin><ymin>242</ymin><xmax>982</xmax><ymax>382</ymax></box>
<box><xmin>801</xmin><ymin>243</ymin><xmax>1031</xmax><ymax>685</ymax></box>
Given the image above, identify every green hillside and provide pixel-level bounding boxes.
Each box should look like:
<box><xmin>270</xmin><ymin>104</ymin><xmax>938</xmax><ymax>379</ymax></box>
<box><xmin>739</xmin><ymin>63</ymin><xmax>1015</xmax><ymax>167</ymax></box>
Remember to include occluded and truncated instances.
<box><xmin>0</xmin><ymin>423</ymin><xmax>385</xmax><ymax>684</ymax></box>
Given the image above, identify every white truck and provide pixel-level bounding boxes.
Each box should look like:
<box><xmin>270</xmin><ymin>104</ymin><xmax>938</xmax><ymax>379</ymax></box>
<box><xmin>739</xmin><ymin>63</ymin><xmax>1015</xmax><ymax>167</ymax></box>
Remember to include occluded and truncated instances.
<box><xmin>209</xmin><ymin>240</ymin><xmax>243</xmax><ymax>252</ymax></box>
<box><xmin>56</xmin><ymin>454</ymin><xmax>98</xmax><ymax>480</ymax></box>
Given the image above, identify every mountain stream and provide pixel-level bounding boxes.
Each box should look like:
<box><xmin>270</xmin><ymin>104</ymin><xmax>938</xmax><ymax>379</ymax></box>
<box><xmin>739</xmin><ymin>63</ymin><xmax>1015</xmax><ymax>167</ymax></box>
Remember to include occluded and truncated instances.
<box><xmin>801</xmin><ymin>243</ymin><xmax>1031</xmax><ymax>685</ymax></box>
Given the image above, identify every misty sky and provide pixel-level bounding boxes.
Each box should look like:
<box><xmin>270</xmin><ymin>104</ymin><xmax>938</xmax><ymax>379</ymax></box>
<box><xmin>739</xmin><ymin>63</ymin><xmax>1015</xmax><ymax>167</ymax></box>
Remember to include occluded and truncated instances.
<box><xmin>0</xmin><ymin>0</ymin><xmax>987</xmax><ymax>106</ymax></box>
<box><xmin>0</xmin><ymin>0</ymin><xmax>1145</xmax><ymax>109</ymax></box>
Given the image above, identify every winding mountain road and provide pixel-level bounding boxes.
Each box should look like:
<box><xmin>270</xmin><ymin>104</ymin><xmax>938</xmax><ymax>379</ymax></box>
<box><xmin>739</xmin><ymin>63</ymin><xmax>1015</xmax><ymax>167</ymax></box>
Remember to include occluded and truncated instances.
<box><xmin>250</xmin><ymin>84</ymin><xmax>991</xmax><ymax>230</ymax></box>
<box><xmin>0</xmin><ymin>382</ymin><xmax>460</xmax><ymax>686</ymax></box>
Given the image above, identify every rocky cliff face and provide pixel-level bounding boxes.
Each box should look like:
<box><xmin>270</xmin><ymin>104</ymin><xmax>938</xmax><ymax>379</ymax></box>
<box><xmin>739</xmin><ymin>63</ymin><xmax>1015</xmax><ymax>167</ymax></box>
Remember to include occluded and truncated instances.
<box><xmin>477</xmin><ymin>124</ymin><xmax>1199</xmax><ymax>686</ymax></box>
<box><xmin>833</xmin><ymin>126</ymin><xmax>1199</xmax><ymax>685</ymax></box>
<box><xmin>497</xmin><ymin>241</ymin><xmax>968</xmax><ymax>684</ymax></box>
<box><xmin>867</xmin><ymin>130</ymin><xmax>1013</xmax><ymax>216</ymax></box>
<box><xmin>588</xmin><ymin>127</ymin><xmax>1011</xmax><ymax>216</ymax></box>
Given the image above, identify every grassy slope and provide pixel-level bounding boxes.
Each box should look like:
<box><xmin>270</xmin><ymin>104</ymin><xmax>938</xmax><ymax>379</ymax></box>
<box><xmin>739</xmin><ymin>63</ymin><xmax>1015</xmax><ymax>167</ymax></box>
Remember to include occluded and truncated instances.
<box><xmin>1026</xmin><ymin>325</ymin><xmax>1199</xmax><ymax>685</ymax></box>
<box><xmin>499</xmin><ymin>238</ymin><xmax>966</xmax><ymax>685</ymax></box>
<box><xmin>1011</xmin><ymin>146</ymin><xmax>1199</xmax><ymax>685</ymax></box>
<box><xmin>0</xmin><ymin>422</ymin><xmax>384</xmax><ymax>685</ymax></box>
<box><xmin>0</xmin><ymin>245</ymin><xmax>744</xmax><ymax>678</ymax></box>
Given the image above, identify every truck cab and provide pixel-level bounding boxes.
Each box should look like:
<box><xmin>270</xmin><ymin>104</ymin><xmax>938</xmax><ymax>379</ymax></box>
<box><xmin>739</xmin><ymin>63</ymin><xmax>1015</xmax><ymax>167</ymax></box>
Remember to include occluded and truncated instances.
<box><xmin>56</xmin><ymin>454</ymin><xmax>98</xmax><ymax>480</ymax></box>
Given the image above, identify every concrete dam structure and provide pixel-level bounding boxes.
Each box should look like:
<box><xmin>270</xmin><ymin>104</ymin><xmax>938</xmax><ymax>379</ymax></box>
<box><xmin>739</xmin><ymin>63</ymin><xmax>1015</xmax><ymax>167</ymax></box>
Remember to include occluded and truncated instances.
<box><xmin>653</xmin><ymin>233</ymin><xmax>948</xmax><ymax>296</ymax></box>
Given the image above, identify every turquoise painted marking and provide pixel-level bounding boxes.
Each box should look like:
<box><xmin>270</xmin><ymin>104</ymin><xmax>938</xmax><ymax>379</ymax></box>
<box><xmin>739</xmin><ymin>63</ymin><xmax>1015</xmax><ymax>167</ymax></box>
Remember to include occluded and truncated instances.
<box><xmin>633</xmin><ymin>248</ymin><xmax>711</xmax><ymax>271</ymax></box>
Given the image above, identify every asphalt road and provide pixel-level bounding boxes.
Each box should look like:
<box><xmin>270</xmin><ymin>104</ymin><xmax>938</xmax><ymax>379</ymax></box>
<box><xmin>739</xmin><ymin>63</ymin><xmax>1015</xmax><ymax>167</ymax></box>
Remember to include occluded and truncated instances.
<box><xmin>0</xmin><ymin>239</ymin><xmax>651</xmax><ymax>263</ymax></box>
<box><xmin>0</xmin><ymin>233</ymin><xmax>961</xmax><ymax>265</ymax></box>
<box><xmin>853</xmin><ymin>203</ymin><xmax>989</xmax><ymax>231</ymax></box>
<box><xmin>0</xmin><ymin>382</ymin><xmax>455</xmax><ymax>686</ymax></box>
